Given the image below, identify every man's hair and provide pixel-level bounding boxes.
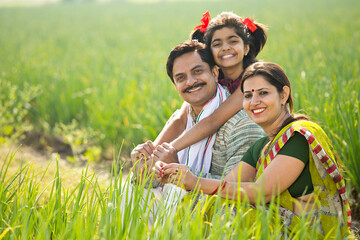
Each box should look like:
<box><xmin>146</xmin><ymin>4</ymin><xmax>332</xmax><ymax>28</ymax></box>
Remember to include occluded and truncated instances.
<box><xmin>166</xmin><ymin>40</ymin><xmax>215</xmax><ymax>83</ymax></box>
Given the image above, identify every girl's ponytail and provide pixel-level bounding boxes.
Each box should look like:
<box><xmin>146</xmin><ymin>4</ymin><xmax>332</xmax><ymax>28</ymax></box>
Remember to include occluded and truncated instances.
<box><xmin>243</xmin><ymin>20</ymin><xmax>268</xmax><ymax>69</ymax></box>
<box><xmin>191</xmin><ymin>11</ymin><xmax>210</xmax><ymax>44</ymax></box>
<box><xmin>190</xmin><ymin>29</ymin><xmax>206</xmax><ymax>43</ymax></box>
<box><xmin>250</xmin><ymin>22</ymin><xmax>267</xmax><ymax>58</ymax></box>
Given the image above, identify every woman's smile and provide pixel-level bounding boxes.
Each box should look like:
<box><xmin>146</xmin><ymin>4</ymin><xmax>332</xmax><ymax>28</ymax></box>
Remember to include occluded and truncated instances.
<box><xmin>251</xmin><ymin>107</ymin><xmax>265</xmax><ymax>115</ymax></box>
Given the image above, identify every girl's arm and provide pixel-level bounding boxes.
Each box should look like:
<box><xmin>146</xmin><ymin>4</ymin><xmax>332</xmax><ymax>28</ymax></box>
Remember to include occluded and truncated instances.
<box><xmin>170</xmin><ymin>88</ymin><xmax>244</xmax><ymax>151</ymax></box>
<box><xmin>153</xmin><ymin>101</ymin><xmax>188</xmax><ymax>147</ymax></box>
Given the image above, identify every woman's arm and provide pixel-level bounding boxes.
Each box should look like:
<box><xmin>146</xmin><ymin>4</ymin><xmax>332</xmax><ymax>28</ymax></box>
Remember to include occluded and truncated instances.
<box><xmin>223</xmin><ymin>161</ymin><xmax>256</xmax><ymax>183</ymax></box>
<box><xmin>153</xmin><ymin>102</ymin><xmax>188</xmax><ymax>147</ymax></box>
<box><xmin>158</xmin><ymin>154</ymin><xmax>306</xmax><ymax>204</ymax></box>
<box><xmin>239</xmin><ymin>155</ymin><xmax>305</xmax><ymax>202</ymax></box>
<box><xmin>156</xmin><ymin>160</ymin><xmax>255</xmax><ymax>194</ymax></box>
<box><xmin>223</xmin><ymin>155</ymin><xmax>306</xmax><ymax>202</ymax></box>
<box><xmin>170</xmin><ymin>88</ymin><xmax>244</xmax><ymax>151</ymax></box>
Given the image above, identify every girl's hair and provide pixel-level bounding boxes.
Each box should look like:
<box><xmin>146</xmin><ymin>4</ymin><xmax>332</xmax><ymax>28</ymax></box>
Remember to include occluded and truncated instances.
<box><xmin>240</xmin><ymin>62</ymin><xmax>309</xmax><ymax>136</ymax></box>
<box><xmin>191</xmin><ymin>12</ymin><xmax>267</xmax><ymax>69</ymax></box>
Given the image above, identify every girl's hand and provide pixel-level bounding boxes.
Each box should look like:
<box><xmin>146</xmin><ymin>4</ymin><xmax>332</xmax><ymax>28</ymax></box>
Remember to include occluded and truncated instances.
<box><xmin>160</xmin><ymin>164</ymin><xmax>197</xmax><ymax>191</ymax></box>
<box><xmin>152</xmin><ymin>143</ymin><xmax>179</xmax><ymax>164</ymax></box>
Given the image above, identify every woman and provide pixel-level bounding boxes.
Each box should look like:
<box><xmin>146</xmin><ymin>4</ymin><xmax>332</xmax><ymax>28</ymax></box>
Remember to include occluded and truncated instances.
<box><xmin>137</xmin><ymin>12</ymin><xmax>267</xmax><ymax>160</ymax></box>
<box><xmin>155</xmin><ymin>62</ymin><xmax>352</xmax><ymax>238</ymax></box>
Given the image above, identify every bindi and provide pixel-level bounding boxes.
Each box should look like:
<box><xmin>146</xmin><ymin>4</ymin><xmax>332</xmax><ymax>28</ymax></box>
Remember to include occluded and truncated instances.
<box><xmin>251</xmin><ymin>89</ymin><xmax>255</xmax><ymax>92</ymax></box>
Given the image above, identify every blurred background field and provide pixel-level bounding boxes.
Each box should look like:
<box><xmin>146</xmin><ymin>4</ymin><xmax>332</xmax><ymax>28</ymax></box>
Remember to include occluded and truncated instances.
<box><xmin>0</xmin><ymin>0</ymin><xmax>359</xmax><ymax>237</ymax></box>
<box><xmin>1</xmin><ymin>0</ymin><xmax>359</xmax><ymax>181</ymax></box>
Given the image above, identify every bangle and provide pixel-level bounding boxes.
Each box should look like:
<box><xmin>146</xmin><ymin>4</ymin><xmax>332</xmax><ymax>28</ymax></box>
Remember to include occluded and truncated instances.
<box><xmin>221</xmin><ymin>180</ymin><xmax>227</xmax><ymax>191</ymax></box>
<box><xmin>210</xmin><ymin>180</ymin><xmax>227</xmax><ymax>195</ymax></box>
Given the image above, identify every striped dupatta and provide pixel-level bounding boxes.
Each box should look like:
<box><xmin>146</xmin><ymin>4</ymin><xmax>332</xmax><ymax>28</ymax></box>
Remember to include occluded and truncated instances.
<box><xmin>255</xmin><ymin>120</ymin><xmax>351</xmax><ymax>237</ymax></box>
<box><xmin>177</xmin><ymin>84</ymin><xmax>227</xmax><ymax>174</ymax></box>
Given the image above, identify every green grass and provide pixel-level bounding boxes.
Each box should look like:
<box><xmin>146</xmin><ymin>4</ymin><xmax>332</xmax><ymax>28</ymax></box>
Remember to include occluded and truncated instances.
<box><xmin>0</xmin><ymin>150</ymin><xmax>350</xmax><ymax>239</ymax></box>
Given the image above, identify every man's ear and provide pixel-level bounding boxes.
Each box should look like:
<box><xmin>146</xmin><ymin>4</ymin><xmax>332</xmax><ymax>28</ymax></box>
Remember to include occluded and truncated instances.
<box><xmin>281</xmin><ymin>86</ymin><xmax>290</xmax><ymax>105</ymax></box>
<box><xmin>212</xmin><ymin>66</ymin><xmax>219</xmax><ymax>82</ymax></box>
<box><xmin>172</xmin><ymin>80</ymin><xmax>180</xmax><ymax>92</ymax></box>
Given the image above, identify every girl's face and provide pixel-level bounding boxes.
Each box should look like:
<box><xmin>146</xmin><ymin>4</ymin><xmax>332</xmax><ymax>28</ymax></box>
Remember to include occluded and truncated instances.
<box><xmin>242</xmin><ymin>75</ymin><xmax>289</xmax><ymax>133</ymax></box>
<box><xmin>210</xmin><ymin>27</ymin><xmax>249</xmax><ymax>71</ymax></box>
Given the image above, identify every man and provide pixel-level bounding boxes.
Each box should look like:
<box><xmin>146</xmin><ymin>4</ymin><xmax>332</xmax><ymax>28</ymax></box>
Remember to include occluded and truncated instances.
<box><xmin>131</xmin><ymin>40</ymin><xmax>263</xmax><ymax>182</ymax></box>
<box><xmin>127</xmin><ymin>41</ymin><xmax>264</xmax><ymax>225</ymax></box>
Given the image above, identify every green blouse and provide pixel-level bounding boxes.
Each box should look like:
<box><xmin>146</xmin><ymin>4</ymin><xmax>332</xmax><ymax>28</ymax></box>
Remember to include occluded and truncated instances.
<box><xmin>241</xmin><ymin>132</ymin><xmax>314</xmax><ymax>198</ymax></box>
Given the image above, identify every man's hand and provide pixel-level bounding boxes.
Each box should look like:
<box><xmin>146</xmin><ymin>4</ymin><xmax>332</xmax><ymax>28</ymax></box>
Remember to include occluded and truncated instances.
<box><xmin>152</xmin><ymin>142</ymin><xmax>179</xmax><ymax>164</ymax></box>
<box><xmin>131</xmin><ymin>141</ymin><xmax>155</xmax><ymax>179</ymax></box>
<box><xmin>131</xmin><ymin>141</ymin><xmax>155</xmax><ymax>163</ymax></box>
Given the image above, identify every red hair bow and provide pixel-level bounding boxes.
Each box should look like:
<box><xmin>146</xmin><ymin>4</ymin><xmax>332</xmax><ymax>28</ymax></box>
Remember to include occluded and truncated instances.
<box><xmin>242</xmin><ymin>18</ymin><xmax>258</xmax><ymax>32</ymax></box>
<box><xmin>194</xmin><ymin>11</ymin><xmax>211</xmax><ymax>34</ymax></box>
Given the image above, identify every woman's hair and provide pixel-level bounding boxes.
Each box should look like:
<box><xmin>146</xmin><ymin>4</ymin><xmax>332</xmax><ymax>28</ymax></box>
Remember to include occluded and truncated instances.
<box><xmin>240</xmin><ymin>62</ymin><xmax>309</xmax><ymax>135</ymax></box>
<box><xmin>191</xmin><ymin>12</ymin><xmax>267</xmax><ymax>69</ymax></box>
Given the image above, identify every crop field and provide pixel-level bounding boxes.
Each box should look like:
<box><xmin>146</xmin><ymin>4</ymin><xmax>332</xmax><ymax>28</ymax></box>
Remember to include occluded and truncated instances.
<box><xmin>0</xmin><ymin>0</ymin><xmax>359</xmax><ymax>238</ymax></box>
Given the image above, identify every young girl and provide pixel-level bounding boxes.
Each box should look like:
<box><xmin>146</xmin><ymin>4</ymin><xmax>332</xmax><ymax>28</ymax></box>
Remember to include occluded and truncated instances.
<box><xmin>153</xmin><ymin>11</ymin><xmax>267</xmax><ymax>154</ymax></box>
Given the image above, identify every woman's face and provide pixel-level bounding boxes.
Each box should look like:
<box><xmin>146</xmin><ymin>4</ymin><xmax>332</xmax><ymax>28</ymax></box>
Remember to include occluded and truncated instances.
<box><xmin>242</xmin><ymin>75</ymin><xmax>288</xmax><ymax>131</ymax></box>
<box><xmin>210</xmin><ymin>27</ymin><xmax>249</xmax><ymax>71</ymax></box>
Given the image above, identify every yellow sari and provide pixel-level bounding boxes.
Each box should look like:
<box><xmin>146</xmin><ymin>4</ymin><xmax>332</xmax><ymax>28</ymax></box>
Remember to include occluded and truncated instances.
<box><xmin>254</xmin><ymin>120</ymin><xmax>351</xmax><ymax>238</ymax></box>
<box><xmin>181</xmin><ymin>120</ymin><xmax>352</xmax><ymax>238</ymax></box>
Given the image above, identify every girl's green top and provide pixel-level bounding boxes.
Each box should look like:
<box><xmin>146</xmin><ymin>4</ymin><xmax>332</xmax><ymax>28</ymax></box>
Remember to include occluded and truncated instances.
<box><xmin>241</xmin><ymin>132</ymin><xmax>314</xmax><ymax>198</ymax></box>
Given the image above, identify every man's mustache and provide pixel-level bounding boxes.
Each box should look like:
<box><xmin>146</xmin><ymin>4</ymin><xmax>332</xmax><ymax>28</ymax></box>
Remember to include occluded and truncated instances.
<box><xmin>183</xmin><ymin>82</ymin><xmax>206</xmax><ymax>93</ymax></box>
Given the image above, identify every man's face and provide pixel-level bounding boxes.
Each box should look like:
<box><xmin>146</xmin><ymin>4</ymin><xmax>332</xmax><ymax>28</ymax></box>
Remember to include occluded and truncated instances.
<box><xmin>172</xmin><ymin>51</ymin><xmax>218</xmax><ymax>115</ymax></box>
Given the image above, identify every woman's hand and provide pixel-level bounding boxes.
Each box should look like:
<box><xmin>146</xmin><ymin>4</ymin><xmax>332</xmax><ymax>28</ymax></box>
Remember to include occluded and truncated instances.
<box><xmin>154</xmin><ymin>161</ymin><xmax>170</xmax><ymax>184</ymax></box>
<box><xmin>157</xmin><ymin>163</ymin><xmax>198</xmax><ymax>191</ymax></box>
